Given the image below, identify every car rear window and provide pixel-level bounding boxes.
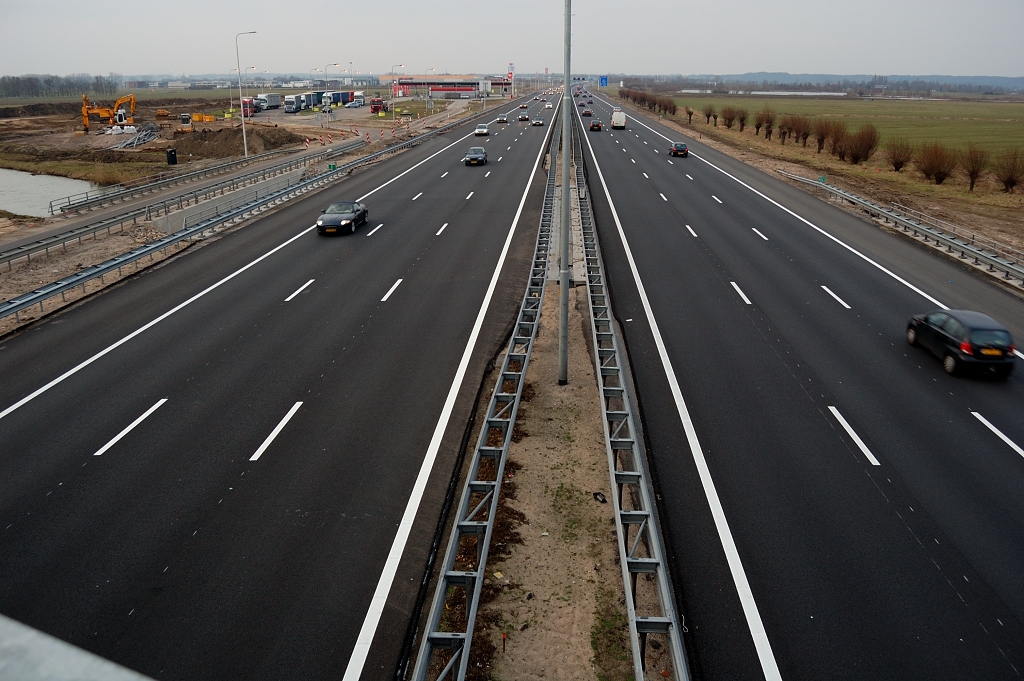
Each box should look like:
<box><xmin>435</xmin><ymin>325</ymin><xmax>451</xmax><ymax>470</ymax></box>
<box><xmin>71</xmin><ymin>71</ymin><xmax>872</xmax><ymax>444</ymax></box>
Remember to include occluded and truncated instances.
<box><xmin>970</xmin><ymin>329</ymin><xmax>1012</xmax><ymax>346</ymax></box>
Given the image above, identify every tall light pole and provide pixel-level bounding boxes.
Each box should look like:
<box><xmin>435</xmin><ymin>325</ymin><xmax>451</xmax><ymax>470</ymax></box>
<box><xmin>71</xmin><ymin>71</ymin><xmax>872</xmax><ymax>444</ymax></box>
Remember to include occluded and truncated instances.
<box><xmin>391</xmin><ymin>63</ymin><xmax>403</xmax><ymax>122</ymax></box>
<box><xmin>324</xmin><ymin>63</ymin><xmax>339</xmax><ymax>90</ymax></box>
<box><xmin>309</xmin><ymin>68</ymin><xmax>320</xmax><ymax>90</ymax></box>
<box><xmin>244</xmin><ymin>66</ymin><xmax>256</xmax><ymax>98</ymax></box>
<box><xmin>235</xmin><ymin>31</ymin><xmax>256</xmax><ymax>158</ymax></box>
<box><xmin>423</xmin><ymin>67</ymin><xmax>435</xmax><ymax>99</ymax></box>
<box><xmin>558</xmin><ymin>0</ymin><xmax>571</xmax><ymax>384</ymax></box>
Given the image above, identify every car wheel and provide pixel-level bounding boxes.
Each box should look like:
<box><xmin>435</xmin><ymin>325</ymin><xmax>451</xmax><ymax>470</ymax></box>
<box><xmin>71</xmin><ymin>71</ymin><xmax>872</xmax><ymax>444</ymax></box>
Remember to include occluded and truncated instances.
<box><xmin>465</xmin><ymin>161</ymin><xmax>470</xmax><ymax>166</ymax></box>
<box><xmin>906</xmin><ymin>327</ymin><xmax>918</xmax><ymax>346</ymax></box>
<box><xmin>943</xmin><ymin>354</ymin><xmax>958</xmax><ymax>375</ymax></box>
<box><xmin>351</xmin><ymin>222</ymin><xmax>356</xmax><ymax>234</ymax></box>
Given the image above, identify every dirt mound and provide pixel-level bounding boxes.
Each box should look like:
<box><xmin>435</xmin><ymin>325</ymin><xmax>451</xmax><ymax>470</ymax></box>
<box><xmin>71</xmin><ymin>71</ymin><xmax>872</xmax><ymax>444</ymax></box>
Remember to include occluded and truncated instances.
<box><xmin>0</xmin><ymin>97</ymin><xmax>231</xmax><ymax>120</ymax></box>
<box><xmin>171</xmin><ymin>126</ymin><xmax>303</xmax><ymax>158</ymax></box>
<box><xmin>0</xmin><ymin>102</ymin><xmax>81</xmax><ymax>118</ymax></box>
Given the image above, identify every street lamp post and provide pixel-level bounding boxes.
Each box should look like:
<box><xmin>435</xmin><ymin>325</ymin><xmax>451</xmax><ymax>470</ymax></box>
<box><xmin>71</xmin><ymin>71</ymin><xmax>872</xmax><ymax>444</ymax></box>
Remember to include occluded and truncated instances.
<box><xmin>423</xmin><ymin>67</ymin><xmax>435</xmax><ymax>100</ymax></box>
<box><xmin>309</xmin><ymin>68</ymin><xmax>320</xmax><ymax>90</ymax></box>
<box><xmin>558</xmin><ymin>0</ymin><xmax>571</xmax><ymax>384</ymax></box>
<box><xmin>244</xmin><ymin>66</ymin><xmax>255</xmax><ymax>99</ymax></box>
<box><xmin>391</xmin><ymin>64</ymin><xmax>404</xmax><ymax>123</ymax></box>
<box><xmin>235</xmin><ymin>31</ymin><xmax>256</xmax><ymax>158</ymax></box>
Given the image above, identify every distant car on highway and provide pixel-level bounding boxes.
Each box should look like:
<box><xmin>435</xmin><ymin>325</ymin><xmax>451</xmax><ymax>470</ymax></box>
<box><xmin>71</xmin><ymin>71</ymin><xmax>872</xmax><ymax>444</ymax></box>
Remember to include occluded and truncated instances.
<box><xmin>589</xmin><ymin>120</ymin><xmax>603</xmax><ymax>131</ymax></box>
<box><xmin>582</xmin><ymin>109</ymin><xmax>593</xmax><ymax>117</ymax></box>
<box><xmin>496</xmin><ymin>114</ymin><xmax>508</xmax><ymax>123</ymax></box>
<box><xmin>907</xmin><ymin>309</ymin><xmax>1015</xmax><ymax>378</ymax></box>
<box><xmin>531</xmin><ymin>117</ymin><xmax>544</xmax><ymax>126</ymax></box>
<box><xmin>464</xmin><ymin>146</ymin><xmax>488</xmax><ymax>166</ymax></box>
<box><xmin>578</xmin><ymin>101</ymin><xmax>586</xmax><ymax>107</ymax></box>
<box><xmin>545</xmin><ymin>102</ymin><xmax>553</xmax><ymax>109</ymax></box>
<box><xmin>520</xmin><ymin>103</ymin><xmax>529</xmax><ymax>109</ymax></box>
<box><xmin>518</xmin><ymin>113</ymin><xmax>530</xmax><ymax>121</ymax></box>
<box><xmin>475</xmin><ymin>124</ymin><xmax>489</xmax><ymax>136</ymax></box>
<box><xmin>669</xmin><ymin>142</ymin><xmax>688</xmax><ymax>157</ymax></box>
<box><xmin>317</xmin><ymin>201</ymin><xmax>368</xmax><ymax>235</ymax></box>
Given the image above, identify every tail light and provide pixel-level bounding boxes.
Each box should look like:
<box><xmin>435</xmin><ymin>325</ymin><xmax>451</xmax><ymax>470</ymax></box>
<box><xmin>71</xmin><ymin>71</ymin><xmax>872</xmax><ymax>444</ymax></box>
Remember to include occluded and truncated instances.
<box><xmin>1010</xmin><ymin>345</ymin><xmax>1016</xmax><ymax>354</ymax></box>
<box><xmin>959</xmin><ymin>340</ymin><xmax>974</xmax><ymax>356</ymax></box>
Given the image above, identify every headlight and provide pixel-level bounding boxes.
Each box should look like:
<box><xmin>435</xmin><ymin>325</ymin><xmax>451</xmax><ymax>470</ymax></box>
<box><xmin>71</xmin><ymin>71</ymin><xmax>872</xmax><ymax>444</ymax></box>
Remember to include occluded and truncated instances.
<box><xmin>341</xmin><ymin>220</ymin><xmax>350</xmax><ymax>225</ymax></box>
<box><xmin>317</xmin><ymin>220</ymin><xmax>323</xmax><ymax>226</ymax></box>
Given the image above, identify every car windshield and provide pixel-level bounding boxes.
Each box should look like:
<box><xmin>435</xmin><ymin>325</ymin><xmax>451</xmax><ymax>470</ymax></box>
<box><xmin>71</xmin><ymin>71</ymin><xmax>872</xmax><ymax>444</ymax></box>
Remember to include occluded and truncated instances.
<box><xmin>970</xmin><ymin>329</ymin><xmax>1012</xmax><ymax>346</ymax></box>
<box><xmin>325</xmin><ymin>202</ymin><xmax>356</xmax><ymax>214</ymax></box>
<box><xmin>468</xmin><ymin>147</ymin><xmax>485</xmax><ymax>154</ymax></box>
<box><xmin>477</xmin><ymin>125</ymin><xmax>487</xmax><ymax>129</ymax></box>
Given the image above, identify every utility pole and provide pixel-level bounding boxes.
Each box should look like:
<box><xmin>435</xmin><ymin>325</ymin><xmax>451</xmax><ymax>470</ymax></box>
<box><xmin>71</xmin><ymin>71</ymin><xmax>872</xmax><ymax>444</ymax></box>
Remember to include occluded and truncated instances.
<box><xmin>235</xmin><ymin>31</ymin><xmax>256</xmax><ymax>158</ymax></box>
<box><xmin>558</xmin><ymin>0</ymin><xmax>571</xmax><ymax>385</ymax></box>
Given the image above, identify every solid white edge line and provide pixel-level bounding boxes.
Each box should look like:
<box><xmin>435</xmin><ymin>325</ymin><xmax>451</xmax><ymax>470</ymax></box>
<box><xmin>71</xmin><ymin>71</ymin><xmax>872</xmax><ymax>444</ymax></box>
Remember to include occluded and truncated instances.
<box><xmin>686</xmin><ymin>225</ymin><xmax>697</xmax><ymax>237</ymax></box>
<box><xmin>342</xmin><ymin>95</ymin><xmax>560</xmax><ymax>681</ymax></box>
<box><xmin>821</xmin><ymin>285</ymin><xmax>851</xmax><ymax>309</ymax></box>
<box><xmin>249</xmin><ymin>401</ymin><xmax>303</xmax><ymax>462</ymax></box>
<box><xmin>751</xmin><ymin>228</ymin><xmax>769</xmax><ymax>241</ymax></box>
<box><xmin>828</xmin><ymin>406</ymin><xmax>881</xmax><ymax>466</ymax></box>
<box><xmin>411</xmin><ymin>192</ymin><xmax>422</xmax><ymax>201</ymax></box>
<box><xmin>616</xmin><ymin>107</ymin><xmax>950</xmax><ymax>311</ymax></box>
<box><xmin>436</xmin><ymin>222</ymin><xmax>448</xmax><ymax>236</ymax></box>
<box><xmin>0</xmin><ymin>225</ymin><xmax>317</xmax><ymax>422</ymax></box>
<box><xmin>285</xmin><ymin>279</ymin><xmax>315</xmax><ymax>302</ymax></box>
<box><xmin>972</xmin><ymin>412</ymin><xmax>1024</xmax><ymax>458</ymax></box>
<box><xmin>380</xmin><ymin>278</ymin><xmax>403</xmax><ymax>302</ymax></box>
<box><xmin>731</xmin><ymin>281</ymin><xmax>752</xmax><ymax>305</ymax></box>
<box><xmin>93</xmin><ymin>398</ymin><xmax>167</xmax><ymax>456</ymax></box>
<box><xmin>366</xmin><ymin>224</ymin><xmax>383</xmax><ymax>236</ymax></box>
<box><xmin>713</xmin><ymin>195</ymin><xmax>723</xmax><ymax>204</ymax></box>
<box><xmin>575</xmin><ymin>102</ymin><xmax>783</xmax><ymax>681</ymax></box>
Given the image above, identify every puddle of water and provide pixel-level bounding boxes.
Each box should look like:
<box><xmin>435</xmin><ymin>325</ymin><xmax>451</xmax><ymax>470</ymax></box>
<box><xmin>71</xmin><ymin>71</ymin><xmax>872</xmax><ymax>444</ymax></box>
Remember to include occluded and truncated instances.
<box><xmin>0</xmin><ymin>167</ymin><xmax>99</xmax><ymax>218</ymax></box>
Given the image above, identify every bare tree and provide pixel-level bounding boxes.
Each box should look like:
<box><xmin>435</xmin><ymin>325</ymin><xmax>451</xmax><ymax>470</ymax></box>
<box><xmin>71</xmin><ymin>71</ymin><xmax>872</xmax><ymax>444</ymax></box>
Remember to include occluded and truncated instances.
<box><xmin>992</xmin><ymin>148</ymin><xmax>1024</xmax><ymax>193</ymax></box>
<box><xmin>736</xmin><ymin>108</ymin><xmax>748</xmax><ymax>132</ymax></box>
<box><xmin>685</xmin><ymin>106</ymin><xmax>694</xmax><ymax>124</ymax></box>
<box><xmin>754</xmin><ymin>110</ymin><xmax>766</xmax><ymax>136</ymax></box>
<box><xmin>883</xmin><ymin>137</ymin><xmax>914</xmax><ymax>172</ymax></box>
<box><xmin>960</xmin><ymin>143</ymin><xmax>989</xmax><ymax>192</ymax></box>
<box><xmin>712</xmin><ymin>112</ymin><xmax>718</xmax><ymax>127</ymax></box>
<box><xmin>917</xmin><ymin>143</ymin><xmax>958</xmax><ymax>184</ymax></box>
<box><xmin>791</xmin><ymin>115</ymin><xmax>812</xmax><ymax>147</ymax></box>
<box><xmin>703</xmin><ymin>104</ymin><xmax>715</xmax><ymax>124</ymax></box>
<box><xmin>847</xmin><ymin>124</ymin><xmax>880</xmax><ymax>164</ymax></box>
<box><xmin>827</xmin><ymin>121</ymin><xmax>848</xmax><ymax>157</ymax></box>
<box><xmin>720</xmin><ymin>106</ymin><xmax>737</xmax><ymax>128</ymax></box>
<box><xmin>762</xmin><ymin>106</ymin><xmax>776</xmax><ymax>141</ymax></box>
<box><xmin>812</xmin><ymin>118</ymin><xmax>829</xmax><ymax>153</ymax></box>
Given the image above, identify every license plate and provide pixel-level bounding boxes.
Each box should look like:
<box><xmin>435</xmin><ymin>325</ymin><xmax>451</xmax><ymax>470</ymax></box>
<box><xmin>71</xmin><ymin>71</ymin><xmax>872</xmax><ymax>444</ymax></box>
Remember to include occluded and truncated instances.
<box><xmin>981</xmin><ymin>348</ymin><xmax>1002</xmax><ymax>355</ymax></box>
<box><xmin>325</xmin><ymin>228</ymin><xmax>337</xmax><ymax>232</ymax></box>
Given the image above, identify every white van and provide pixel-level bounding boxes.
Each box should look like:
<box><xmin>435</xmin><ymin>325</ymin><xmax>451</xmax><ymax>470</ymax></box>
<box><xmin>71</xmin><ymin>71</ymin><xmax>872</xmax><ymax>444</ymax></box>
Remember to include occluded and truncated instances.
<box><xmin>610</xmin><ymin>111</ymin><xmax>627</xmax><ymax>129</ymax></box>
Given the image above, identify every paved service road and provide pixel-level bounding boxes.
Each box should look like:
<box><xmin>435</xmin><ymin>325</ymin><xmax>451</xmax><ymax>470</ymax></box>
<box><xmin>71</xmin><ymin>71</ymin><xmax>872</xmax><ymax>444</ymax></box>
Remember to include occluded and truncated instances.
<box><xmin>0</xmin><ymin>95</ymin><xmax>560</xmax><ymax>680</ymax></box>
<box><xmin>576</xmin><ymin>95</ymin><xmax>1024</xmax><ymax>681</ymax></box>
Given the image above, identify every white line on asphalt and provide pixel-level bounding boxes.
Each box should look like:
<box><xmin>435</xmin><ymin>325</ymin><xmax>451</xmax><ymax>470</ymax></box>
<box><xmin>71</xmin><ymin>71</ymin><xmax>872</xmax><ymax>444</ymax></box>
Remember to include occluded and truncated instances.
<box><xmin>412</xmin><ymin>192</ymin><xmax>422</xmax><ymax>201</ymax></box>
<box><xmin>643</xmin><ymin>173</ymin><xmax>649</xmax><ymax>178</ymax></box>
<box><xmin>713</xmin><ymin>195</ymin><xmax>723</xmax><ymax>204</ymax></box>
<box><xmin>829</xmin><ymin>406</ymin><xmax>881</xmax><ymax>466</ymax></box>
<box><xmin>93</xmin><ymin>399</ymin><xmax>167</xmax><ymax>456</ymax></box>
<box><xmin>343</xmin><ymin>108</ymin><xmax>558</xmax><ymax>681</ymax></box>
<box><xmin>575</xmin><ymin>112</ymin><xmax>783</xmax><ymax>681</ymax></box>
<box><xmin>436</xmin><ymin>223</ymin><xmax>448</xmax><ymax>236</ymax></box>
<box><xmin>250</xmin><ymin>402</ymin><xmax>303</xmax><ymax>462</ymax></box>
<box><xmin>686</xmin><ymin>225</ymin><xmax>697</xmax><ymax>237</ymax></box>
<box><xmin>441</xmin><ymin>172</ymin><xmax>448</xmax><ymax>178</ymax></box>
<box><xmin>667</xmin><ymin>159</ymin><xmax>673</xmax><ymax>164</ymax></box>
<box><xmin>654</xmin><ymin>149</ymin><xmax>659</xmax><ymax>153</ymax></box>
<box><xmin>466</xmin><ymin>191</ymin><xmax>474</xmax><ymax>200</ymax></box>
<box><xmin>285</xmin><ymin>279</ymin><xmax>315</xmax><ymax>301</ymax></box>
<box><xmin>357</xmin><ymin>128</ymin><xmax>477</xmax><ymax>202</ymax></box>
<box><xmin>381</xmin><ymin>278</ymin><xmax>403</xmax><ymax>302</ymax></box>
<box><xmin>507</xmin><ymin>146</ymin><xmax>511</xmax><ymax>150</ymax></box>
<box><xmin>485</xmin><ymin>171</ymin><xmax>491</xmax><ymax>177</ymax></box>
<box><xmin>644</xmin><ymin>141</ymin><xmax>648</xmax><ymax>144</ymax></box>
<box><xmin>972</xmin><ymin>412</ymin><xmax>1024</xmax><ymax>458</ymax></box>
<box><xmin>821</xmin><ymin>285</ymin><xmax>851</xmax><ymax>309</ymax></box>
<box><xmin>686</xmin><ymin>174</ymin><xmax>693</xmax><ymax>180</ymax></box>
<box><xmin>751</xmin><ymin>228</ymin><xmax>768</xmax><ymax>241</ymax></box>
<box><xmin>622</xmin><ymin>148</ymin><xmax>626</xmax><ymax>152</ymax></box>
<box><xmin>498</xmin><ymin>157</ymin><xmax>503</xmax><ymax>161</ymax></box>
<box><xmin>631</xmin><ymin>159</ymin><xmax>636</xmax><ymax>164</ymax></box>
<box><xmin>366</xmin><ymin>223</ymin><xmax>383</xmax><ymax>236</ymax></box>
<box><xmin>659</xmin><ymin>193</ymin><xmax>668</xmax><ymax>201</ymax></box>
<box><xmin>731</xmin><ymin>281</ymin><xmax>752</xmax><ymax>304</ymax></box>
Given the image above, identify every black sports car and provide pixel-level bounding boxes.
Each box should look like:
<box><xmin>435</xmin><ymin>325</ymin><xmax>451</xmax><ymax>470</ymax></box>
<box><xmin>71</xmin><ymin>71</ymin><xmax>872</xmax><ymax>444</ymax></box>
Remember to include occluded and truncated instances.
<box><xmin>316</xmin><ymin>201</ymin><xmax>368</xmax><ymax>235</ymax></box>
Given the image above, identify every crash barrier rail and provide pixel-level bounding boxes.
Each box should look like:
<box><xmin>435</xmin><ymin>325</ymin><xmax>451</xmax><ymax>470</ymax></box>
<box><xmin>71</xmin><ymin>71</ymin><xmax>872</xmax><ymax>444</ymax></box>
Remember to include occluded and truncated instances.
<box><xmin>573</xmin><ymin>113</ymin><xmax>691</xmax><ymax>680</ymax></box>
<box><xmin>1</xmin><ymin>97</ymin><xmax>525</xmax><ymax>324</ymax></box>
<box><xmin>411</xmin><ymin>100</ymin><xmax>561</xmax><ymax>681</ymax></box>
<box><xmin>1</xmin><ymin>208</ymin><xmax>149</xmax><ymax>272</ymax></box>
<box><xmin>48</xmin><ymin>148</ymin><xmax>293</xmax><ymax>215</ymax></box>
<box><xmin>778</xmin><ymin>170</ymin><xmax>1024</xmax><ymax>286</ymax></box>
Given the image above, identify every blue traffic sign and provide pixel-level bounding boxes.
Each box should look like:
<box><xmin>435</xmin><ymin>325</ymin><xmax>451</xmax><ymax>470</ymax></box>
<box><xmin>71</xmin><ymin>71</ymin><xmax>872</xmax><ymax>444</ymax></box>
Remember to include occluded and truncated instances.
<box><xmin>599</xmin><ymin>76</ymin><xmax>609</xmax><ymax>87</ymax></box>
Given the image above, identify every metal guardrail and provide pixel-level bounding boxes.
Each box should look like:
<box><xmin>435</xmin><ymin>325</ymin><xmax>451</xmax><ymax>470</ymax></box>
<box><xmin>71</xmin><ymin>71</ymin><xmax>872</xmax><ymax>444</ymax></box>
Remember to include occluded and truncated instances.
<box><xmin>573</xmin><ymin>113</ymin><xmax>690</xmax><ymax>681</ymax></box>
<box><xmin>890</xmin><ymin>202</ymin><xmax>1024</xmax><ymax>268</ymax></box>
<box><xmin>1</xmin><ymin>208</ymin><xmax>149</xmax><ymax>272</ymax></box>
<box><xmin>778</xmin><ymin>170</ymin><xmax>1024</xmax><ymax>286</ymax></box>
<box><xmin>411</xmin><ymin>101</ymin><xmax>561</xmax><ymax>681</ymax></box>
<box><xmin>1</xmin><ymin>100</ymin><xmax>522</xmax><ymax>324</ymax></box>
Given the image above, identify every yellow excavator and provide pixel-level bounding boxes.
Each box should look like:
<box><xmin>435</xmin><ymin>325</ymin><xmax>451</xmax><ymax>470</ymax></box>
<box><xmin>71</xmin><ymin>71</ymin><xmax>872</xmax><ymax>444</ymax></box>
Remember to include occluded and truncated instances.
<box><xmin>81</xmin><ymin>94</ymin><xmax>136</xmax><ymax>132</ymax></box>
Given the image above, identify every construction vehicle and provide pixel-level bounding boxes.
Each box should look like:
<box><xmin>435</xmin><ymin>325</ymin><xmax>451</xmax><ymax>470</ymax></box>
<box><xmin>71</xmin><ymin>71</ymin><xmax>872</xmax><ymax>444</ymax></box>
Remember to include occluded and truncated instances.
<box><xmin>81</xmin><ymin>94</ymin><xmax>136</xmax><ymax>132</ymax></box>
<box><xmin>175</xmin><ymin>113</ymin><xmax>194</xmax><ymax>134</ymax></box>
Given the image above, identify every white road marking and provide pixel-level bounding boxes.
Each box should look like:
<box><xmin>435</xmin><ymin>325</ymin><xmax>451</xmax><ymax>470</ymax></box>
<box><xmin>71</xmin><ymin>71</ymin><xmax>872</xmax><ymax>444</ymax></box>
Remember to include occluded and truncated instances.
<box><xmin>436</xmin><ymin>222</ymin><xmax>448</xmax><ymax>236</ymax></box>
<box><xmin>466</xmin><ymin>191</ymin><xmax>474</xmax><ymax>200</ymax></box>
<box><xmin>93</xmin><ymin>399</ymin><xmax>167</xmax><ymax>456</ymax></box>
<box><xmin>829</xmin><ymin>406</ymin><xmax>881</xmax><ymax>466</ymax></box>
<box><xmin>643</xmin><ymin>173</ymin><xmax>649</xmax><ymax>178</ymax></box>
<box><xmin>686</xmin><ymin>225</ymin><xmax>697</xmax><ymax>237</ymax></box>
<box><xmin>644</xmin><ymin>141</ymin><xmax>648</xmax><ymax>145</ymax></box>
<box><xmin>654</xmin><ymin>149</ymin><xmax>659</xmax><ymax>153</ymax></box>
<box><xmin>751</xmin><ymin>228</ymin><xmax>768</xmax><ymax>241</ymax></box>
<box><xmin>508</xmin><ymin>146</ymin><xmax>512</xmax><ymax>150</ymax></box>
<box><xmin>575</xmin><ymin>115</ymin><xmax>784</xmax><ymax>681</ymax></box>
<box><xmin>972</xmin><ymin>412</ymin><xmax>1024</xmax><ymax>459</ymax></box>
<box><xmin>731</xmin><ymin>281</ymin><xmax>752</xmax><ymax>304</ymax></box>
<box><xmin>667</xmin><ymin>159</ymin><xmax>673</xmax><ymax>164</ymax></box>
<box><xmin>631</xmin><ymin>159</ymin><xmax>636</xmax><ymax>164</ymax></box>
<box><xmin>250</xmin><ymin>402</ymin><xmax>303</xmax><ymax>462</ymax></box>
<box><xmin>821</xmin><ymin>285</ymin><xmax>851</xmax><ymax>309</ymax></box>
<box><xmin>343</xmin><ymin>111</ymin><xmax>558</xmax><ymax>681</ymax></box>
<box><xmin>485</xmin><ymin>171</ymin><xmax>491</xmax><ymax>177</ymax></box>
<box><xmin>498</xmin><ymin>157</ymin><xmax>502</xmax><ymax>161</ymax></box>
<box><xmin>686</xmin><ymin>174</ymin><xmax>693</xmax><ymax>180</ymax></box>
<box><xmin>441</xmin><ymin>172</ymin><xmax>448</xmax><ymax>178</ymax></box>
<box><xmin>366</xmin><ymin>223</ymin><xmax>383</xmax><ymax>236</ymax></box>
<box><xmin>713</xmin><ymin>195</ymin><xmax>723</xmax><ymax>204</ymax></box>
<box><xmin>285</xmin><ymin>279</ymin><xmax>315</xmax><ymax>301</ymax></box>
<box><xmin>381</xmin><ymin>278</ymin><xmax>403</xmax><ymax>302</ymax></box>
<box><xmin>411</xmin><ymin>192</ymin><xmax>422</xmax><ymax>201</ymax></box>
<box><xmin>622</xmin><ymin>148</ymin><xmax>626</xmax><ymax>152</ymax></box>
<box><xmin>358</xmin><ymin>128</ymin><xmax>478</xmax><ymax>202</ymax></box>
<box><xmin>659</xmin><ymin>193</ymin><xmax>668</xmax><ymax>201</ymax></box>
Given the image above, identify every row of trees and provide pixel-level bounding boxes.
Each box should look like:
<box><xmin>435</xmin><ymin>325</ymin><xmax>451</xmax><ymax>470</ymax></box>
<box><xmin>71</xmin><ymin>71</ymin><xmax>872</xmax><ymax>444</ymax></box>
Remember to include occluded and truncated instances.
<box><xmin>0</xmin><ymin>73</ymin><xmax>122</xmax><ymax>99</ymax></box>
<box><xmin>883</xmin><ymin>141</ymin><xmax>1023</xmax><ymax>192</ymax></box>
<box><xmin>618</xmin><ymin>88</ymin><xmax>678</xmax><ymax>115</ymax></box>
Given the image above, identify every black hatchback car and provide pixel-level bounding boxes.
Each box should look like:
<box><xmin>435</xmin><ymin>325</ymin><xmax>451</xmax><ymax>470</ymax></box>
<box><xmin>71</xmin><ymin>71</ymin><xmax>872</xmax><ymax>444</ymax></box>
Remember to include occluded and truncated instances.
<box><xmin>907</xmin><ymin>309</ymin><xmax>1015</xmax><ymax>378</ymax></box>
<box><xmin>669</xmin><ymin>142</ymin><xmax>688</xmax><ymax>157</ymax></box>
<box><xmin>316</xmin><ymin>201</ymin><xmax>368</xmax><ymax>235</ymax></box>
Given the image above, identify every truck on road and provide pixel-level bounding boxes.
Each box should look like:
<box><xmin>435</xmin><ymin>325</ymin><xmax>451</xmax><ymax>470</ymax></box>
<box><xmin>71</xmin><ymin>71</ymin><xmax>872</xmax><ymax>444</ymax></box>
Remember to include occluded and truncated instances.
<box><xmin>256</xmin><ymin>93</ymin><xmax>281</xmax><ymax>109</ymax></box>
<box><xmin>370</xmin><ymin>97</ymin><xmax>389</xmax><ymax>113</ymax></box>
<box><xmin>284</xmin><ymin>95</ymin><xmax>300</xmax><ymax>113</ymax></box>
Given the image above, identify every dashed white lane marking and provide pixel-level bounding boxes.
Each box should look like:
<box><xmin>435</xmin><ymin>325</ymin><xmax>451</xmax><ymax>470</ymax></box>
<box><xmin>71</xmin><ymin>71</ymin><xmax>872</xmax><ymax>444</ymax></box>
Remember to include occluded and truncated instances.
<box><xmin>730</xmin><ymin>281</ymin><xmax>752</xmax><ymax>304</ymax></box>
<box><xmin>381</xmin><ymin>278</ymin><xmax>403</xmax><ymax>302</ymax></box>
<box><xmin>498</xmin><ymin>157</ymin><xmax>502</xmax><ymax>161</ymax></box>
<box><xmin>441</xmin><ymin>172</ymin><xmax>448</xmax><ymax>178</ymax></box>
<box><xmin>686</xmin><ymin>174</ymin><xmax>693</xmax><ymax>180</ymax></box>
<box><xmin>829</xmin><ymin>406</ymin><xmax>881</xmax><ymax>466</ymax></box>
<box><xmin>285</xmin><ymin>279</ymin><xmax>315</xmax><ymax>301</ymax></box>
<box><xmin>466</xmin><ymin>191</ymin><xmax>474</xmax><ymax>200</ymax></box>
<box><xmin>485</xmin><ymin>171</ymin><xmax>491</xmax><ymax>177</ymax></box>
<box><xmin>644</xmin><ymin>141</ymin><xmax>648</xmax><ymax>144</ymax></box>
<box><xmin>821</xmin><ymin>285</ymin><xmax>851</xmax><ymax>309</ymax></box>
<box><xmin>93</xmin><ymin>399</ymin><xmax>167</xmax><ymax>456</ymax></box>
<box><xmin>436</xmin><ymin>222</ymin><xmax>448</xmax><ymax>236</ymax></box>
<box><xmin>508</xmin><ymin>146</ymin><xmax>511</xmax><ymax>150</ymax></box>
<box><xmin>654</xmin><ymin>149</ymin><xmax>659</xmax><ymax>153</ymax></box>
<box><xmin>412</xmin><ymin>192</ymin><xmax>422</xmax><ymax>201</ymax></box>
<box><xmin>659</xmin><ymin>193</ymin><xmax>668</xmax><ymax>201</ymax></box>
<box><xmin>712</xmin><ymin>195</ymin><xmax>723</xmax><ymax>204</ymax></box>
<box><xmin>667</xmin><ymin>159</ymin><xmax>673</xmax><ymax>164</ymax></box>
<box><xmin>622</xmin><ymin>148</ymin><xmax>626</xmax><ymax>152</ymax></box>
<box><xmin>250</xmin><ymin>402</ymin><xmax>303</xmax><ymax>462</ymax></box>
<box><xmin>686</xmin><ymin>225</ymin><xmax>697</xmax><ymax>237</ymax></box>
<box><xmin>751</xmin><ymin>228</ymin><xmax>768</xmax><ymax>241</ymax></box>
<box><xmin>366</xmin><ymin>223</ymin><xmax>383</xmax><ymax>237</ymax></box>
<box><xmin>972</xmin><ymin>412</ymin><xmax>1024</xmax><ymax>458</ymax></box>
<box><xmin>631</xmin><ymin>159</ymin><xmax>636</xmax><ymax>164</ymax></box>
<box><xmin>643</xmin><ymin>172</ymin><xmax>649</xmax><ymax>178</ymax></box>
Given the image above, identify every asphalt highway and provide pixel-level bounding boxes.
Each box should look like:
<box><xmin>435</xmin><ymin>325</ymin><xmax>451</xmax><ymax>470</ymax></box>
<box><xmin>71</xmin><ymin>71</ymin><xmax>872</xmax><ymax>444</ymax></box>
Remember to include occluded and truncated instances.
<box><xmin>0</xmin><ymin>94</ymin><xmax>560</xmax><ymax>680</ymax></box>
<box><xmin>576</xmin><ymin>94</ymin><xmax>1024</xmax><ymax>680</ymax></box>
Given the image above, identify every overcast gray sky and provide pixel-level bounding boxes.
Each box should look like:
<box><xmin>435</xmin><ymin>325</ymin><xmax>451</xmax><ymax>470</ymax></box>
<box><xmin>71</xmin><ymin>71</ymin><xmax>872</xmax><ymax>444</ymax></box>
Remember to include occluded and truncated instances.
<box><xmin>2</xmin><ymin>0</ymin><xmax>1022</xmax><ymax>78</ymax></box>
